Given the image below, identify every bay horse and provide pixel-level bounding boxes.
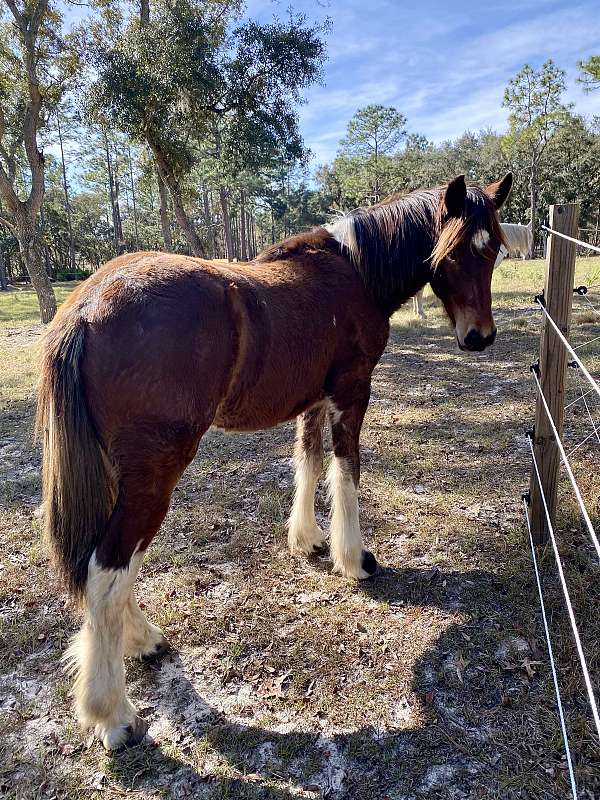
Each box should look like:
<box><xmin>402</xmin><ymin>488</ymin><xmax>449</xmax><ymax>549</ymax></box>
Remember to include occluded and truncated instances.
<box><xmin>37</xmin><ymin>172</ymin><xmax>511</xmax><ymax>750</ymax></box>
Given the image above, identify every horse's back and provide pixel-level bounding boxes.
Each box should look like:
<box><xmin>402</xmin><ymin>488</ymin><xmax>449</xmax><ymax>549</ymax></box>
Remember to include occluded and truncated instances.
<box><xmin>53</xmin><ymin>252</ymin><xmax>239</xmax><ymax>444</ymax></box>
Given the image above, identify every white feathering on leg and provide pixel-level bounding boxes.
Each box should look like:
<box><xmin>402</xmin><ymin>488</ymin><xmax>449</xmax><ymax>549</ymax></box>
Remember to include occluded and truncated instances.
<box><xmin>327</xmin><ymin>456</ymin><xmax>368</xmax><ymax>579</ymax></box>
<box><xmin>64</xmin><ymin>550</ymin><xmax>148</xmax><ymax>749</ymax></box>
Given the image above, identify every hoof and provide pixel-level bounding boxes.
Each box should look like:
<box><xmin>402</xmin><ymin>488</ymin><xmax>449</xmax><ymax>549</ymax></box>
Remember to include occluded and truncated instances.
<box><xmin>142</xmin><ymin>637</ymin><xmax>171</xmax><ymax>663</ymax></box>
<box><xmin>310</xmin><ymin>541</ymin><xmax>329</xmax><ymax>556</ymax></box>
<box><xmin>360</xmin><ymin>549</ymin><xmax>379</xmax><ymax>579</ymax></box>
<box><xmin>333</xmin><ymin>549</ymin><xmax>379</xmax><ymax>580</ymax></box>
<box><xmin>124</xmin><ymin>715</ymin><xmax>149</xmax><ymax>747</ymax></box>
<box><xmin>95</xmin><ymin>714</ymin><xmax>149</xmax><ymax>751</ymax></box>
<box><xmin>288</xmin><ymin>524</ymin><xmax>326</xmax><ymax>557</ymax></box>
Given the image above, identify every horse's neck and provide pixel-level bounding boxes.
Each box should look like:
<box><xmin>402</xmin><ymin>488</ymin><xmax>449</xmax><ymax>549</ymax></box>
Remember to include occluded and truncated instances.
<box><xmin>379</xmin><ymin>214</ymin><xmax>435</xmax><ymax>314</ymax></box>
<box><xmin>328</xmin><ymin>197</ymin><xmax>436</xmax><ymax>316</ymax></box>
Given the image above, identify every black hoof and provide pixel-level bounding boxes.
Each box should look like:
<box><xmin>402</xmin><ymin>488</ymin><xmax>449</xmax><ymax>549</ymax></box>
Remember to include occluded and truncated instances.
<box><xmin>311</xmin><ymin>541</ymin><xmax>328</xmax><ymax>556</ymax></box>
<box><xmin>142</xmin><ymin>638</ymin><xmax>171</xmax><ymax>663</ymax></box>
<box><xmin>361</xmin><ymin>549</ymin><xmax>379</xmax><ymax>577</ymax></box>
<box><xmin>124</xmin><ymin>716</ymin><xmax>149</xmax><ymax>747</ymax></box>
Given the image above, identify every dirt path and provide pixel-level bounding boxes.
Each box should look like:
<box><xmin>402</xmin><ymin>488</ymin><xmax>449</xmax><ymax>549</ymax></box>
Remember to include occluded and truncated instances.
<box><xmin>1</xmin><ymin>288</ymin><xmax>599</xmax><ymax>800</ymax></box>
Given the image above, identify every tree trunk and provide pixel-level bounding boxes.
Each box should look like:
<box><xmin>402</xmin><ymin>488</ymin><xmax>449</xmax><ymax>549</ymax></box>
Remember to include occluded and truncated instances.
<box><xmin>39</xmin><ymin>205</ymin><xmax>54</xmax><ymax>279</ymax></box>
<box><xmin>0</xmin><ymin>247</ymin><xmax>8</xmax><ymax>290</ymax></box>
<box><xmin>151</xmin><ymin>146</ymin><xmax>204</xmax><ymax>256</ymax></box>
<box><xmin>140</xmin><ymin>0</ymin><xmax>149</xmax><ymax>26</ymax></box>
<box><xmin>529</xmin><ymin>163</ymin><xmax>537</xmax><ymax>259</ymax></box>
<box><xmin>113</xmin><ymin>149</ymin><xmax>123</xmax><ymax>245</ymax></box>
<box><xmin>232</xmin><ymin>211</ymin><xmax>239</xmax><ymax>260</ymax></box>
<box><xmin>128</xmin><ymin>146</ymin><xmax>140</xmax><ymax>249</ymax></box>
<box><xmin>17</xmin><ymin>216</ymin><xmax>56</xmax><ymax>322</ymax></box>
<box><xmin>57</xmin><ymin>115</ymin><xmax>76</xmax><ymax>271</ymax></box>
<box><xmin>170</xmin><ymin>186</ymin><xmax>204</xmax><ymax>256</ymax></box>
<box><xmin>251</xmin><ymin>211</ymin><xmax>257</xmax><ymax>258</ymax></box>
<box><xmin>156</xmin><ymin>168</ymin><xmax>172</xmax><ymax>250</ymax></box>
<box><xmin>201</xmin><ymin>184</ymin><xmax>214</xmax><ymax>258</ymax></box>
<box><xmin>104</xmin><ymin>133</ymin><xmax>121</xmax><ymax>256</ymax></box>
<box><xmin>219</xmin><ymin>187</ymin><xmax>233</xmax><ymax>261</ymax></box>
<box><xmin>240</xmin><ymin>189</ymin><xmax>248</xmax><ymax>261</ymax></box>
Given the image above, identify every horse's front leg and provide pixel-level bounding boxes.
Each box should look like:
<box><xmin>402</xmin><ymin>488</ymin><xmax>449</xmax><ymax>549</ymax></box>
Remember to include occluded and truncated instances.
<box><xmin>327</xmin><ymin>387</ymin><xmax>378</xmax><ymax>579</ymax></box>
<box><xmin>288</xmin><ymin>403</ymin><xmax>328</xmax><ymax>555</ymax></box>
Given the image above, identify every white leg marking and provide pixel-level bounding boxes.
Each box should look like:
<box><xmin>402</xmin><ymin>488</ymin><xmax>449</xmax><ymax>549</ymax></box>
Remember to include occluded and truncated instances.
<box><xmin>64</xmin><ymin>551</ymin><xmax>148</xmax><ymax>750</ymax></box>
<box><xmin>288</xmin><ymin>448</ymin><xmax>325</xmax><ymax>555</ymax></box>
<box><xmin>327</xmin><ymin>456</ymin><xmax>367</xmax><ymax>579</ymax></box>
<box><xmin>123</xmin><ymin>593</ymin><xmax>167</xmax><ymax>660</ymax></box>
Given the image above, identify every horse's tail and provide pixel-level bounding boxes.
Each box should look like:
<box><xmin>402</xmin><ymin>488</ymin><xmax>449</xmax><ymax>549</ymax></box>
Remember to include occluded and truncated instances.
<box><xmin>36</xmin><ymin>317</ymin><xmax>116</xmax><ymax>601</ymax></box>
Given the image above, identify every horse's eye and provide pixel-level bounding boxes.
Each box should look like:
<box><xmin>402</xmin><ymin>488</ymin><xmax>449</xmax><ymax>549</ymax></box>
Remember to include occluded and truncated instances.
<box><xmin>447</xmin><ymin>250</ymin><xmax>457</xmax><ymax>262</ymax></box>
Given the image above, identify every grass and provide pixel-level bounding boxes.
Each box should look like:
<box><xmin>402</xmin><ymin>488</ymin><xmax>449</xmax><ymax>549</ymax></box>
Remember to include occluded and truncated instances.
<box><xmin>0</xmin><ymin>282</ymin><xmax>79</xmax><ymax>329</ymax></box>
<box><xmin>0</xmin><ymin>260</ymin><xmax>599</xmax><ymax>799</ymax></box>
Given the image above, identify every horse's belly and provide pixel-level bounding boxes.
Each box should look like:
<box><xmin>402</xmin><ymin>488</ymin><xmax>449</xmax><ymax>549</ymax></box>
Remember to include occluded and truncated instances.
<box><xmin>212</xmin><ymin>376</ymin><xmax>327</xmax><ymax>433</ymax></box>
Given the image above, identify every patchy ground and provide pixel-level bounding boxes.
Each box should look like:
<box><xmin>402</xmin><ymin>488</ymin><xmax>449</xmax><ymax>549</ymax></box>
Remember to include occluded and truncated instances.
<box><xmin>1</xmin><ymin>263</ymin><xmax>599</xmax><ymax>800</ymax></box>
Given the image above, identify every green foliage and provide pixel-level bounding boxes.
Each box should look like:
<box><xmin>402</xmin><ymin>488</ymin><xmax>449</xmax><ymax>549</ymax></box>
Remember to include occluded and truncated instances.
<box><xmin>3</xmin><ymin>10</ymin><xmax>599</xmax><ymax>281</ymax></box>
<box><xmin>336</xmin><ymin>104</ymin><xmax>407</xmax><ymax>202</ymax></box>
<box><xmin>341</xmin><ymin>105</ymin><xmax>407</xmax><ymax>158</ymax></box>
<box><xmin>87</xmin><ymin>1</ymin><xmax>325</xmax><ymax>183</ymax></box>
<box><xmin>578</xmin><ymin>55</ymin><xmax>600</xmax><ymax>92</ymax></box>
<box><xmin>503</xmin><ymin>60</ymin><xmax>570</xmax><ymax>152</ymax></box>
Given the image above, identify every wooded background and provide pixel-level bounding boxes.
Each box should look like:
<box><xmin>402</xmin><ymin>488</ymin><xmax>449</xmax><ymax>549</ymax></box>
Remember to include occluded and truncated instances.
<box><xmin>1</xmin><ymin>0</ymin><xmax>599</xmax><ymax>322</ymax></box>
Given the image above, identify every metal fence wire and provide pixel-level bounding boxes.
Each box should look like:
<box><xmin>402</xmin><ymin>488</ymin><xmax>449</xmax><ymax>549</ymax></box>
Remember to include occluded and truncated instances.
<box><xmin>524</xmin><ymin>224</ymin><xmax>600</xmax><ymax>799</ymax></box>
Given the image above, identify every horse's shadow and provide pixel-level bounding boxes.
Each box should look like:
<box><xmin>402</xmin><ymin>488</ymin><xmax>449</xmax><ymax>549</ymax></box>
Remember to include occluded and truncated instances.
<box><xmin>107</xmin><ymin>565</ymin><xmax>530</xmax><ymax>799</ymax></box>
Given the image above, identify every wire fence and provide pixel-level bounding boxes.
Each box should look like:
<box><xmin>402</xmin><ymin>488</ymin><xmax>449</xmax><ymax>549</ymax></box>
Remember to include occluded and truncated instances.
<box><xmin>524</xmin><ymin>223</ymin><xmax>600</xmax><ymax>798</ymax></box>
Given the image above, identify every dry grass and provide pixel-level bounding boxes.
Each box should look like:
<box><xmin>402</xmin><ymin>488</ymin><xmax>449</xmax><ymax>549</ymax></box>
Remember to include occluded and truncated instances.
<box><xmin>0</xmin><ymin>259</ymin><xmax>599</xmax><ymax>800</ymax></box>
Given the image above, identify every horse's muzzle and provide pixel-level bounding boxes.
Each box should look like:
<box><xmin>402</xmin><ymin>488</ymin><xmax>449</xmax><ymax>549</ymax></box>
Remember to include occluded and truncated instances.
<box><xmin>460</xmin><ymin>328</ymin><xmax>497</xmax><ymax>352</ymax></box>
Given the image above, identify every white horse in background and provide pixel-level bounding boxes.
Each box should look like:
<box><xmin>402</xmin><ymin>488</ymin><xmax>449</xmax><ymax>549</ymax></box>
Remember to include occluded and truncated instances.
<box><xmin>500</xmin><ymin>222</ymin><xmax>533</xmax><ymax>260</ymax></box>
<box><xmin>412</xmin><ymin>222</ymin><xmax>532</xmax><ymax>319</ymax></box>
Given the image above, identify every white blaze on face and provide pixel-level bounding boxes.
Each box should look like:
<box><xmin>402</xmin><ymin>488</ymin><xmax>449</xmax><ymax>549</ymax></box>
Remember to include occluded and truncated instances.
<box><xmin>451</xmin><ymin>227</ymin><xmax>496</xmax><ymax>348</ymax></box>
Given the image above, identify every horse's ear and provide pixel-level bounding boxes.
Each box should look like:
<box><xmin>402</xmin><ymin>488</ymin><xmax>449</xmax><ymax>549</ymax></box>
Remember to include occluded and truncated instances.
<box><xmin>442</xmin><ymin>175</ymin><xmax>466</xmax><ymax>218</ymax></box>
<box><xmin>485</xmin><ymin>172</ymin><xmax>513</xmax><ymax>209</ymax></box>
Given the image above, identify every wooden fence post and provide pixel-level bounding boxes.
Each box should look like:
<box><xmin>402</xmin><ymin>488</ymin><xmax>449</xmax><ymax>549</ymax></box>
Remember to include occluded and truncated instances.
<box><xmin>529</xmin><ymin>203</ymin><xmax>579</xmax><ymax>543</ymax></box>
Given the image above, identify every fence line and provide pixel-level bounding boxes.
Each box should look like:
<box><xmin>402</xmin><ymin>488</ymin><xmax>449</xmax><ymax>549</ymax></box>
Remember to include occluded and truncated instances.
<box><xmin>535</xmin><ymin>299</ymin><xmax>600</xmax><ymax>402</ymax></box>
<box><xmin>542</xmin><ymin>224</ymin><xmax>600</xmax><ymax>255</ymax></box>
<box><xmin>574</xmin><ymin>368</ymin><xmax>600</xmax><ymax>448</ymax></box>
<box><xmin>527</xmin><ymin>436</ymin><xmax>600</xmax><ymax>744</ymax></box>
<box><xmin>530</xmin><ymin>366</ymin><xmax>600</xmax><ymax>560</ymax></box>
<box><xmin>522</xmin><ymin>497</ymin><xmax>578</xmax><ymax>800</ymax></box>
<box><xmin>524</xmin><ymin>210</ymin><xmax>600</xmax><ymax>794</ymax></box>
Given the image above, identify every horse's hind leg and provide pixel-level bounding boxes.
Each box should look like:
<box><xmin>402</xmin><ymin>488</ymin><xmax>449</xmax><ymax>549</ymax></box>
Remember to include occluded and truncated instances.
<box><xmin>67</xmin><ymin>432</ymin><xmax>200</xmax><ymax>750</ymax></box>
<box><xmin>288</xmin><ymin>404</ymin><xmax>327</xmax><ymax>555</ymax></box>
<box><xmin>67</xmin><ymin>544</ymin><xmax>148</xmax><ymax>750</ymax></box>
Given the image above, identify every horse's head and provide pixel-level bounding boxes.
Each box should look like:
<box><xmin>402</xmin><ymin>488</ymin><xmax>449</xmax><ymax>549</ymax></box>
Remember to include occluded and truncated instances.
<box><xmin>429</xmin><ymin>173</ymin><xmax>512</xmax><ymax>352</ymax></box>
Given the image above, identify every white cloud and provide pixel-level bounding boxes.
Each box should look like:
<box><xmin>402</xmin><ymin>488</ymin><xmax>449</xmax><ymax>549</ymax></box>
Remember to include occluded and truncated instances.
<box><xmin>300</xmin><ymin>0</ymin><xmax>600</xmax><ymax>164</ymax></box>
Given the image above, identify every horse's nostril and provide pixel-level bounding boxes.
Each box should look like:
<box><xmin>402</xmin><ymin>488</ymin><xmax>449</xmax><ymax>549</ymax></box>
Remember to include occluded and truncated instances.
<box><xmin>463</xmin><ymin>328</ymin><xmax>496</xmax><ymax>351</ymax></box>
<box><xmin>464</xmin><ymin>329</ymin><xmax>486</xmax><ymax>351</ymax></box>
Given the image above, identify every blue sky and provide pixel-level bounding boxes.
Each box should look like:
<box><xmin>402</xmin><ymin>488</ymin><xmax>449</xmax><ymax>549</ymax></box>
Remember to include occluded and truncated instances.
<box><xmin>246</xmin><ymin>0</ymin><xmax>600</xmax><ymax>165</ymax></box>
<box><xmin>58</xmin><ymin>0</ymin><xmax>599</xmax><ymax>169</ymax></box>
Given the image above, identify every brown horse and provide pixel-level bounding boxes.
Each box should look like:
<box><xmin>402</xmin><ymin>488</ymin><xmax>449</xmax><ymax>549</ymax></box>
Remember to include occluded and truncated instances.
<box><xmin>36</xmin><ymin>172</ymin><xmax>511</xmax><ymax>749</ymax></box>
